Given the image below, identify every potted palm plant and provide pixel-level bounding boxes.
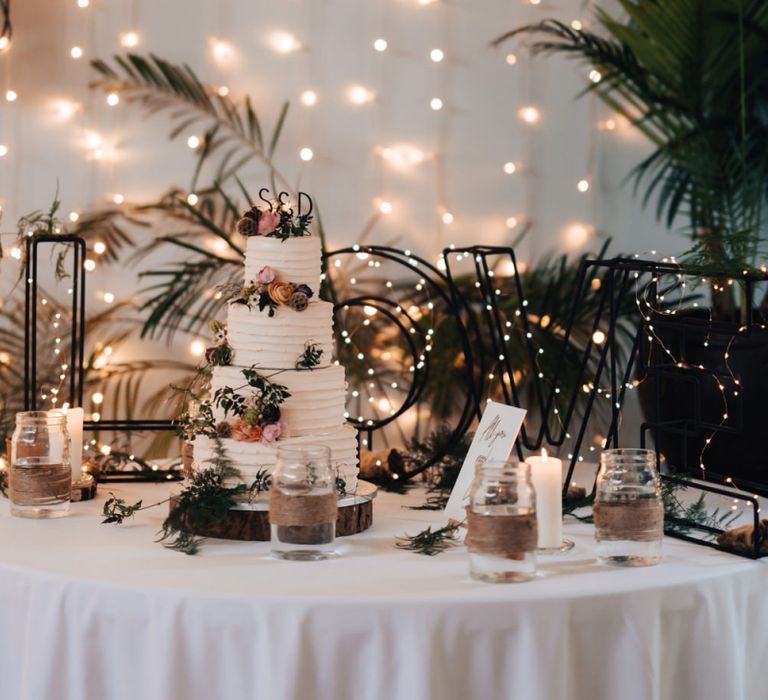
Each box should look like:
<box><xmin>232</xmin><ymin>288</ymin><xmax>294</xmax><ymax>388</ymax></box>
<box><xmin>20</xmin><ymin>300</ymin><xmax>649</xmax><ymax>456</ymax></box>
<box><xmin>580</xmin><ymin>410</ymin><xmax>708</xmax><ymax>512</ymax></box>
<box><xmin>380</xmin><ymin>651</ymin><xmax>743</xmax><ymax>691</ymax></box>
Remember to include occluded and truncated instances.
<box><xmin>497</xmin><ymin>0</ymin><xmax>768</xmax><ymax>485</ymax></box>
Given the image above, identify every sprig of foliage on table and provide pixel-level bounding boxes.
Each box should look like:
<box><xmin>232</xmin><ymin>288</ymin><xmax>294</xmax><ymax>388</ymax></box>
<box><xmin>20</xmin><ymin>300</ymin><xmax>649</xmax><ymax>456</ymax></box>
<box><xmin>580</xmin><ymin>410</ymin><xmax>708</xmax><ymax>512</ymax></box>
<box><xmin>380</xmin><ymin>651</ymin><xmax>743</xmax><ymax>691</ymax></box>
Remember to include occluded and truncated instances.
<box><xmin>159</xmin><ymin>440</ymin><xmax>271</xmax><ymax>554</ymax></box>
<box><xmin>661</xmin><ymin>476</ymin><xmax>740</xmax><ymax>537</ymax></box>
<box><xmin>102</xmin><ymin>438</ymin><xmax>271</xmax><ymax>555</ymax></box>
<box><xmin>395</xmin><ymin>522</ymin><xmax>462</xmax><ymax>556</ymax></box>
<box><xmin>102</xmin><ymin>493</ymin><xmax>153</xmax><ymax>524</ymax></box>
<box><xmin>558</xmin><ymin>475</ymin><xmax>742</xmax><ymax>533</ymax></box>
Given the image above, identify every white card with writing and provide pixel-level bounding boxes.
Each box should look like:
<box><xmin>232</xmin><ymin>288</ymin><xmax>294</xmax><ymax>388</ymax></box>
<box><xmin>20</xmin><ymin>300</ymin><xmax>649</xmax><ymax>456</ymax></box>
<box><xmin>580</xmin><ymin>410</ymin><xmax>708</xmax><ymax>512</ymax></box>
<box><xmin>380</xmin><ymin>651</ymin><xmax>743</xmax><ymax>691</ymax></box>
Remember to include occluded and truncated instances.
<box><xmin>444</xmin><ymin>400</ymin><xmax>527</xmax><ymax>522</ymax></box>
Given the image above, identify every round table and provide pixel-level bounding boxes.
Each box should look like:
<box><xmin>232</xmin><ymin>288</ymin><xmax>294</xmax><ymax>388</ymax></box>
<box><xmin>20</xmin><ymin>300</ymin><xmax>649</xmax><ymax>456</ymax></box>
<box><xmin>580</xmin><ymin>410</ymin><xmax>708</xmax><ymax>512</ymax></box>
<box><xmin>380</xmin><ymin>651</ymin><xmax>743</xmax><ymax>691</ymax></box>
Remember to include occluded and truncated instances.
<box><xmin>0</xmin><ymin>482</ymin><xmax>765</xmax><ymax>700</ymax></box>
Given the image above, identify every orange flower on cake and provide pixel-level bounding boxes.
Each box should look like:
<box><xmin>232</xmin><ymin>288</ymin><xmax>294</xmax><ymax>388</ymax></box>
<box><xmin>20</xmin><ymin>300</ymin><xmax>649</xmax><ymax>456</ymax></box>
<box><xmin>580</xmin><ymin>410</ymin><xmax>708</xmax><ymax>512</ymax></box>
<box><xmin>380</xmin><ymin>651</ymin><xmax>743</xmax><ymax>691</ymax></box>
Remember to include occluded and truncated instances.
<box><xmin>268</xmin><ymin>281</ymin><xmax>295</xmax><ymax>305</ymax></box>
<box><xmin>231</xmin><ymin>419</ymin><xmax>264</xmax><ymax>442</ymax></box>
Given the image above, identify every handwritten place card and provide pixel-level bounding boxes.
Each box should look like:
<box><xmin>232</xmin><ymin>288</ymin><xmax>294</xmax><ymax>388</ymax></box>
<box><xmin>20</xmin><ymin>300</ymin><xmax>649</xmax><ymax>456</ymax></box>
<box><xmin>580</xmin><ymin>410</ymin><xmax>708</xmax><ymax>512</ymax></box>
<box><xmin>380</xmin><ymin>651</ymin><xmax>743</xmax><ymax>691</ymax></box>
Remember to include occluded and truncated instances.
<box><xmin>444</xmin><ymin>400</ymin><xmax>527</xmax><ymax>522</ymax></box>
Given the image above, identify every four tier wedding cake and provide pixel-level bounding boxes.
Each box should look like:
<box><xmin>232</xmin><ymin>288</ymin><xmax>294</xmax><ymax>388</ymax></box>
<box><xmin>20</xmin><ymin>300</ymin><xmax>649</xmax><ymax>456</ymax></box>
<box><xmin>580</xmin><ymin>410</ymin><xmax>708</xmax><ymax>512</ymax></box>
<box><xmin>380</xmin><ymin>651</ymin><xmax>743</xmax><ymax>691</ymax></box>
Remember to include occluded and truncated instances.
<box><xmin>190</xmin><ymin>191</ymin><xmax>359</xmax><ymax>493</ymax></box>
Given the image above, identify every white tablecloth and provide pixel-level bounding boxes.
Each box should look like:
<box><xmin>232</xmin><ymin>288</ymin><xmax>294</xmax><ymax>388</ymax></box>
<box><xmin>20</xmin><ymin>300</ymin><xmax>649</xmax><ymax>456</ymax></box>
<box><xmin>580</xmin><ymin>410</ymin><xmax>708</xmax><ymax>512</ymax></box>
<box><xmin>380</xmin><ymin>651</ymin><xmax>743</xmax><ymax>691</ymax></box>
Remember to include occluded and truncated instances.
<box><xmin>0</xmin><ymin>482</ymin><xmax>766</xmax><ymax>700</ymax></box>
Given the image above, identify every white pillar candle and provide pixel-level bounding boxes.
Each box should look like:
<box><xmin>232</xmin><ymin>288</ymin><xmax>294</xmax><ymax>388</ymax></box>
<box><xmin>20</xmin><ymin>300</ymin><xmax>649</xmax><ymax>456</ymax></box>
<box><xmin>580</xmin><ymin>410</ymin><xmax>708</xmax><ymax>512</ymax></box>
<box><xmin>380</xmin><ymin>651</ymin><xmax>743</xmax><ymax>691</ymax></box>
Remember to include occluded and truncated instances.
<box><xmin>62</xmin><ymin>407</ymin><xmax>84</xmax><ymax>482</ymax></box>
<box><xmin>526</xmin><ymin>449</ymin><xmax>563</xmax><ymax>549</ymax></box>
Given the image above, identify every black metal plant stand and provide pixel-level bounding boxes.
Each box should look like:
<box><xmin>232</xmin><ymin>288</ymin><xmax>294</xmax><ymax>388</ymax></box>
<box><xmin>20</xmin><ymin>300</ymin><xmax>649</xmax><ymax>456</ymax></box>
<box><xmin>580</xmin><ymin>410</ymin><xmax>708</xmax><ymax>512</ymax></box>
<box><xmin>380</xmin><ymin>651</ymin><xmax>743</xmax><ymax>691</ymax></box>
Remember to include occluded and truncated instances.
<box><xmin>22</xmin><ymin>235</ymin><xmax>179</xmax><ymax>482</ymax></box>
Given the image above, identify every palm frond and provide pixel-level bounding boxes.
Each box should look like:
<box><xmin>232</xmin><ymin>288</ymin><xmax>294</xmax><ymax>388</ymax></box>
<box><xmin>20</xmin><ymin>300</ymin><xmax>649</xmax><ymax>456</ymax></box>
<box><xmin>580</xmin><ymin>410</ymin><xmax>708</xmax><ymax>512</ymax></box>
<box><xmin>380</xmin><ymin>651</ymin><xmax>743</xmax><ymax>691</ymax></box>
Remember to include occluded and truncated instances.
<box><xmin>496</xmin><ymin>1</ymin><xmax>768</xmax><ymax>309</ymax></box>
<box><xmin>91</xmin><ymin>54</ymin><xmax>292</xmax><ymax>191</ymax></box>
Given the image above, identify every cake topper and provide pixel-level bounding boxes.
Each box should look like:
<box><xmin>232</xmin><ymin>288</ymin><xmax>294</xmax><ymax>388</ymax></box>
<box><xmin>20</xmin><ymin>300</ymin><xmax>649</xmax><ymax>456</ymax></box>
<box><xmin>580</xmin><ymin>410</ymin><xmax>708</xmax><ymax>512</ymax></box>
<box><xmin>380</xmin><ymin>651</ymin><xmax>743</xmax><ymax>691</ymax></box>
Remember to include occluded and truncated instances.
<box><xmin>236</xmin><ymin>188</ymin><xmax>314</xmax><ymax>241</ymax></box>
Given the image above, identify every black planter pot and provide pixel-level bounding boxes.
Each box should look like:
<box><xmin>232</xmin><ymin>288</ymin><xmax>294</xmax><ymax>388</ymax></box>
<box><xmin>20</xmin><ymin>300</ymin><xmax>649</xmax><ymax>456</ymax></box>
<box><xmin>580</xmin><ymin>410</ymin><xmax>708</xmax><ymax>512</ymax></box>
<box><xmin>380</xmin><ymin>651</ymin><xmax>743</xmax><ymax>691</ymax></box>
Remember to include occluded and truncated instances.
<box><xmin>637</xmin><ymin>311</ymin><xmax>768</xmax><ymax>490</ymax></box>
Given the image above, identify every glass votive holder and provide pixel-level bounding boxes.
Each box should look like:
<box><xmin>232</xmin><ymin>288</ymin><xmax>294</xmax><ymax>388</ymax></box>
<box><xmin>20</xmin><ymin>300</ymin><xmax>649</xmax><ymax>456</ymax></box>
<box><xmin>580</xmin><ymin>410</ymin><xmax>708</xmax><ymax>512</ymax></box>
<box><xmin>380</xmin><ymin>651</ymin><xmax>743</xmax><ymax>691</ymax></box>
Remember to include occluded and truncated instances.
<box><xmin>594</xmin><ymin>448</ymin><xmax>663</xmax><ymax>567</ymax></box>
<box><xmin>269</xmin><ymin>444</ymin><xmax>337</xmax><ymax>561</ymax></box>
<box><xmin>467</xmin><ymin>460</ymin><xmax>537</xmax><ymax>583</ymax></box>
<box><xmin>10</xmin><ymin>410</ymin><xmax>71</xmax><ymax>519</ymax></box>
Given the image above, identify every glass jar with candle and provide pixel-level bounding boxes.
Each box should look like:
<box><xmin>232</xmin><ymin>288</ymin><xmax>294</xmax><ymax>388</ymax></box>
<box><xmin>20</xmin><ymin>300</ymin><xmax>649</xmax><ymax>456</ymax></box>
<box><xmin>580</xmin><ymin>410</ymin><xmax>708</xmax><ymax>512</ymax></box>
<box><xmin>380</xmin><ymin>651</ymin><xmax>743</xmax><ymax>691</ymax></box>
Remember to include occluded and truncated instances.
<box><xmin>269</xmin><ymin>444</ymin><xmax>337</xmax><ymax>561</ymax></box>
<box><xmin>467</xmin><ymin>460</ymin><xmax>537</xmax><ymax>583</ymax></box>
<box><xmin>9</xmin><ymin>411</ymin><xmax>72</xmax><ymax>518</ymax></box>
<box><xmin>594</xmin><ymin>448</ymin><xmax>663</xmax><ymax>566</ymax></box>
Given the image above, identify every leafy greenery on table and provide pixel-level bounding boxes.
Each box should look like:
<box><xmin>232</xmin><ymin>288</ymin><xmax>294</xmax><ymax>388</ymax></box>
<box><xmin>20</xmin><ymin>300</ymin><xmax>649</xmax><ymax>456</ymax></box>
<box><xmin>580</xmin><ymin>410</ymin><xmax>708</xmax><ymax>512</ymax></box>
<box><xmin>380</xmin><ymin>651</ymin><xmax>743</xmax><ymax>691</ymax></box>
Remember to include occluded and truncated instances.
<box><xmin>101</xmin><ymin>439</ymin><xmax>271</xmax><ymax>555</ymax></box>
<box><xmin>661</xmin><ymin>475</ymin><xmax>740</xmax><ymax>537</ymax></box>
<box><xmin>395</xmin><ymin>522</ymin><xmax>462</xmax><ymax>556</ymax></box>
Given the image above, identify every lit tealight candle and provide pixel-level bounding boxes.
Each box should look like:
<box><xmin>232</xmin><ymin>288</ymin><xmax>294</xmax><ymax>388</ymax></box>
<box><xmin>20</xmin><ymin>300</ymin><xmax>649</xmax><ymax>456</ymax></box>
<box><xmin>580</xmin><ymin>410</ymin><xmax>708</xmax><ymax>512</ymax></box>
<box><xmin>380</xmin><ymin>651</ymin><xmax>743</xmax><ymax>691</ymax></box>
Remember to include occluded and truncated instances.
<box><xmin>526</xmin><ymin>448</ymin><xmax>563</xmax><ymax>549</ymax></box>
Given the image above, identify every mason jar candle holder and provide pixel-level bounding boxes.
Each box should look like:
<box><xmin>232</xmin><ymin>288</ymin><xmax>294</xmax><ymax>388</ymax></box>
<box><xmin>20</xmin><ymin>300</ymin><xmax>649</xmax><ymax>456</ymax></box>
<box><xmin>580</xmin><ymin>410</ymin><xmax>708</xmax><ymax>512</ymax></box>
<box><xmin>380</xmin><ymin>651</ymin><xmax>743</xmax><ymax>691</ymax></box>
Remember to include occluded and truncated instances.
<box><xmin>594</xmin><ymin>448</ymin><xmax>663</xmax><ymax>567</ymax></box>
<box><xmin>9</xmin><ymin>411</ymin><xmax>72</xmax><ymax>519</ymax></box>
<box><xmin>467</xmin><ymin>460</ymin><xmax>537</xmax><ymax>583</ymax></box>
<box><xmin>269</xmin><ymin>444</ymin><xmax>337</xmax><ymax>561</ymax></box>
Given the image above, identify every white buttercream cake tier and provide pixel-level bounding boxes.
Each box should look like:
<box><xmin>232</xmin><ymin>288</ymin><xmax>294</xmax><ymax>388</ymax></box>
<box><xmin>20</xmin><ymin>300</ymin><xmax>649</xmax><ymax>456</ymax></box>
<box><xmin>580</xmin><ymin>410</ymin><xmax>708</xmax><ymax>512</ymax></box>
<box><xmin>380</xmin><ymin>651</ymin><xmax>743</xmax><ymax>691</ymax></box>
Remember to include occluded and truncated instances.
<box><xmin>226</xmin><ymin>300</ymin><xmax>334</xmax><ymax>368</ymax></box>
<box><xmin>210</xmin><ymin>364</ymin><xmax>348</xmax><ymax>437</ymax></box>
<box><xmin>244</xmin><ymin>235</ymin><xmax>323</xmax><ymax>292</ymax></box>
<box><xmin>192</xmin><ymin>423</ymin><xmax>359</xmax><ymax>492</ymax></box>
<box><xmin>199</xmin><ymin>229</ymin><xmax>359</xmax><ymax>492</ymax></box>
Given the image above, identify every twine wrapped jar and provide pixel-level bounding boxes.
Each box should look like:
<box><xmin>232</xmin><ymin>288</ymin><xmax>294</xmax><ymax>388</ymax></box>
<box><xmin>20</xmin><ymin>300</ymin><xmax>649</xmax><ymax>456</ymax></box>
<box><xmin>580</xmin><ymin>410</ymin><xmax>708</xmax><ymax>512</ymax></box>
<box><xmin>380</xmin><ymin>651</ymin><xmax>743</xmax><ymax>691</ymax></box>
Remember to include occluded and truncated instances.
<box><xmin>594</xmin><ymin>448</ymin><xmax>663</xmax><ymax>567</ymax></box>
<box><xmin>9</xmin><ymin>411</ymin><xmax>71</xmax><ymax>519</ymax></box>
<box><xmin>269</xmin><ymin>444</ymin><xmax>337</xmax><ymax>561</ymax></box>
<box><xmin>467</xmin><ymin>460</ymin><xmax>537</xmax><ymax>583</ymax></box>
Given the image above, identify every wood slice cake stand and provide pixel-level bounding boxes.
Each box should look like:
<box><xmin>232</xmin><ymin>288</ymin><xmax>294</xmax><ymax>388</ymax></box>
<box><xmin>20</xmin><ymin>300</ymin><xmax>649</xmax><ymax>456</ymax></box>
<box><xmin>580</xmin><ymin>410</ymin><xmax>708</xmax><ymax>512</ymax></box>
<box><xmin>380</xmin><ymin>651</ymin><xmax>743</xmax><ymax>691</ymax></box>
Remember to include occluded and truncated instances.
<box><xmin>169</xmin><ymin>481</ymin><xmax>377</xmax><ymax>542</ymax></box>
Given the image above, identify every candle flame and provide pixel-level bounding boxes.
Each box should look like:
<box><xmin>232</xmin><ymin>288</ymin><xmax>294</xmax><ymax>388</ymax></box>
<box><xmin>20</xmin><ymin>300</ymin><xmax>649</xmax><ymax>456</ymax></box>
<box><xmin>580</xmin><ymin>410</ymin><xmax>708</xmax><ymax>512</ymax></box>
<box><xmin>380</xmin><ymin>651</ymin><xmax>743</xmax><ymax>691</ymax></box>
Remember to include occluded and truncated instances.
<box><xmin>541</xmin><ymin>448</ymin><xmax>548</xmax><ymax>460</ymax></box>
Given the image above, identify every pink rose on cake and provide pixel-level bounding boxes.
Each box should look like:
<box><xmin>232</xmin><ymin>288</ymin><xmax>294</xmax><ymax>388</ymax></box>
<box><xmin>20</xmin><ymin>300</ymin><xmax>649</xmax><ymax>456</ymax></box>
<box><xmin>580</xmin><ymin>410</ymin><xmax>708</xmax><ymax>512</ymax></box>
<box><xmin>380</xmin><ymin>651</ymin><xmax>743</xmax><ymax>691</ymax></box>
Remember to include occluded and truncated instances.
<box><xmin>257</xmin><ymin>265</ymin><xmax>276</xmax><ymax>284</ymax></box>
<box><xmin>231</xmin><ymin>419</ymin><xmax>263</xmax><ymax>442</ymax></box>
<box><xmin>258</xmin><ymin>210</ymin><xmax>281</xmax><ymax>235</ymax></box>
<box><xmin>262</xmin><ymin>419</ymin><xmax>289</xmax><ymax>444</ymax></box>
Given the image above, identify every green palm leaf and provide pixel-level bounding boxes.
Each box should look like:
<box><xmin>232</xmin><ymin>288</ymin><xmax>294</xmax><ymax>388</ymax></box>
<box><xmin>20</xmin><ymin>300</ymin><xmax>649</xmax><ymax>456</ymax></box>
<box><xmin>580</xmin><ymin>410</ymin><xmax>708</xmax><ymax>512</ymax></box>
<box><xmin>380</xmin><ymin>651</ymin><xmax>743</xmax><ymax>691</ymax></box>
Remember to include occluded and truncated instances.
<box><xmin>91</xmin><ymin>54</ymin><xmax>292</xmax><ymax>191</ymax></box>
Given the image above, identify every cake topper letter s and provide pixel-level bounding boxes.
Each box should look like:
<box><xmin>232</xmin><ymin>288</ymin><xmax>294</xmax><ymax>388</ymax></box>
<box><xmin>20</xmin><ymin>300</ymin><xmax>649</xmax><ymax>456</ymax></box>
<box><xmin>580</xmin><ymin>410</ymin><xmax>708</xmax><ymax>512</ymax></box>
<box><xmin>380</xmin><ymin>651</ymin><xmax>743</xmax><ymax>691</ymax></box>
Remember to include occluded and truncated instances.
<box><xmin>258</xmin><ymin>187</ymin><xmax>274</xmax><ymax>210</ymax></box>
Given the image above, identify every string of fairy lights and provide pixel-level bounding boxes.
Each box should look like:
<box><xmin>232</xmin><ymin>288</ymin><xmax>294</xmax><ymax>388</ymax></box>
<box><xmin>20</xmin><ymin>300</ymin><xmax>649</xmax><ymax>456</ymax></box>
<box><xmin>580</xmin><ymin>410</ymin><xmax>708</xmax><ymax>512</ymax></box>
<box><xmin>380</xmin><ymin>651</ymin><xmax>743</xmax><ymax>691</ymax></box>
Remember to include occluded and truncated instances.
<box><xmin>4</xmin><ymin>0</ymin><xmax>750</xmax><ymax>500</ymax></box>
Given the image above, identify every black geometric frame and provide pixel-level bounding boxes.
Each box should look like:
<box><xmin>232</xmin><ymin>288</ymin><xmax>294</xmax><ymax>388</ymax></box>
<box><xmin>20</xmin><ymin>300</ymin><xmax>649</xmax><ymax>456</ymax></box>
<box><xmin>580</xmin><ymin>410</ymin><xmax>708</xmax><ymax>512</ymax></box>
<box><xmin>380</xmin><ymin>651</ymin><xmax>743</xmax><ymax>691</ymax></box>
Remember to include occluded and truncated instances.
<box><xmin>326</xmin><ymin>243</ymin><xmax>767</xmax><ymax>558</ymax></box>
<box><xmin>24</xmin><ymin>235</ymin><xmax>86</xmax><ymax>411</ymax></box>
<box><xmin>324</xmin><ymin>245</ymin><xmax>481</xmax><ymax>479</ymax></box>
<box><xmin>21</xmin><ymin>237</ymin><xmax>768</xmax><ymax>556</ymax></box>
<box><xmin>22</xmin><ymin>235</ymin><xmax>178</xmax><ymax>482</ymax></box>
<box><xmin>443</xmin><ymin>247</ymin><xmax>767</xmax><ymax>559</ymax></box>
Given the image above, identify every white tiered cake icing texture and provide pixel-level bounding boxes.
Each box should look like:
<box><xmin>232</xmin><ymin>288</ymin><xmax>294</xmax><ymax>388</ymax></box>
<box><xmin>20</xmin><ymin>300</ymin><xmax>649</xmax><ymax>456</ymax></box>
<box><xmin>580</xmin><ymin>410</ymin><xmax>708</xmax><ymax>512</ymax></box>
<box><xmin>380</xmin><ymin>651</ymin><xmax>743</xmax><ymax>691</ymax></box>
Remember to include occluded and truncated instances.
<box><xmin>193</xmin><ymin>234</ymin><xmax>359</xmax><ymax>493</ymax></box>
<box><xmin>226</xmin><ymin>301</ymin><xmax>334</xmax><ymax>369</ymax></box>
<box><xmin>244</xmin><ymin>236</ymin><xmax>323</xmax><ymax>293</ymax></box>
<box><xmin>209</xmin><ymin>364</ymin><xmax>348</xmax><ymax>436</ymax></box>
